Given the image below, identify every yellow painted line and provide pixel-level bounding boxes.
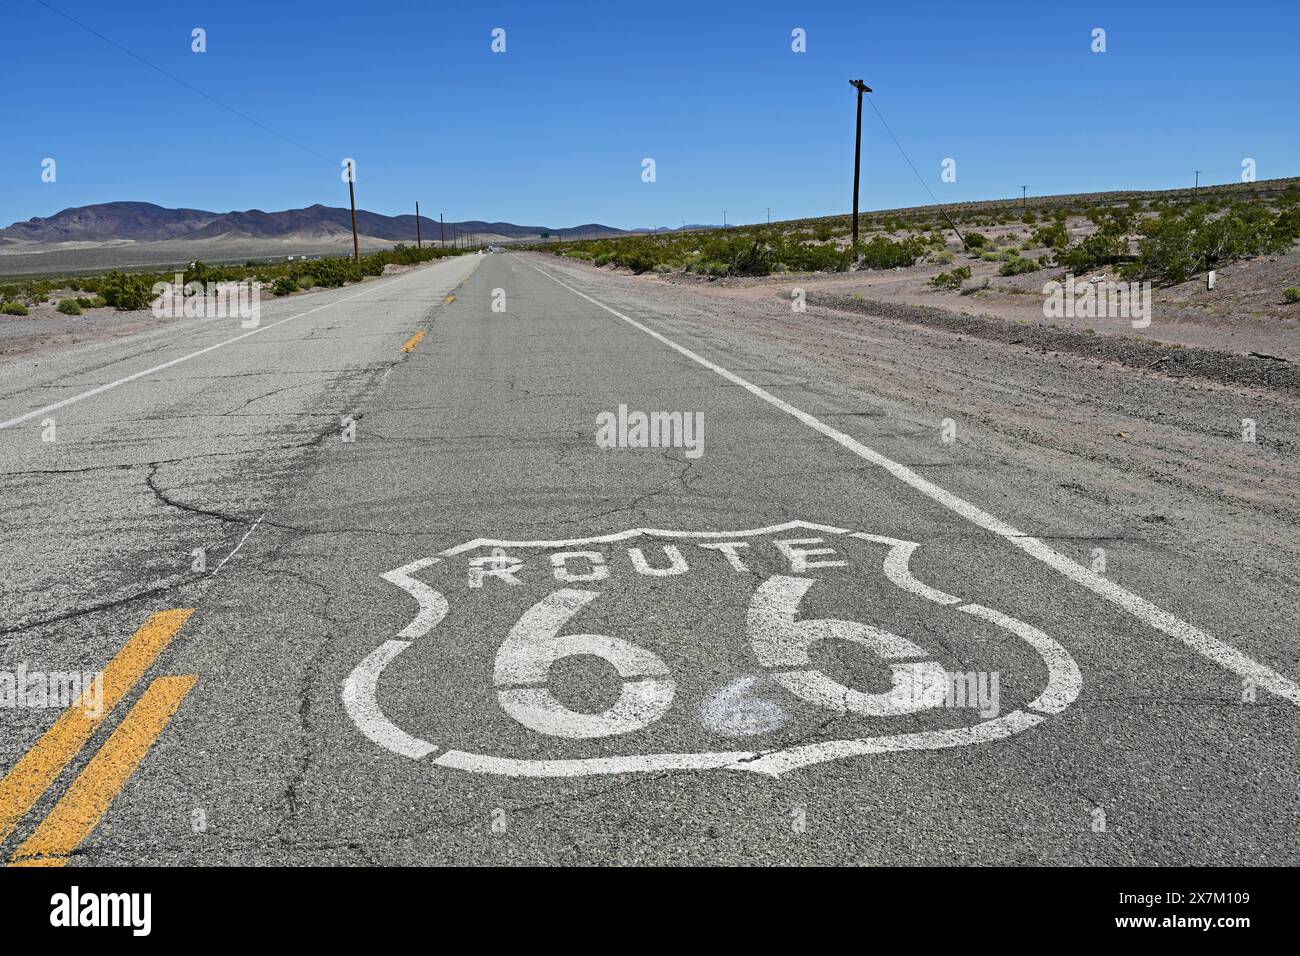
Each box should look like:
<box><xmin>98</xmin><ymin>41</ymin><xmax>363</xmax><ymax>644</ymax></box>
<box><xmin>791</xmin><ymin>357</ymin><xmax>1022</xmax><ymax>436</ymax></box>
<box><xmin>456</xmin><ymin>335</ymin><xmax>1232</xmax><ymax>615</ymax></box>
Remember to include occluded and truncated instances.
<box><xmin>444</xmin><ymin>294</ymin><xmax>455</xmax><ymax>304</ymax></box>
<box><xmin>401</xmin><ymin>330</ymin><xmax>425</xmax><ymax>353</ymax></box>
<box><xmin>9</xmin><ymin>675</ymin><xmax>198</xmax><ymax>867</ymax></box>
<box><xmin>0</xmin><ymin>608</ymin><xmax>193</xmax><ymax>845</ymax></box>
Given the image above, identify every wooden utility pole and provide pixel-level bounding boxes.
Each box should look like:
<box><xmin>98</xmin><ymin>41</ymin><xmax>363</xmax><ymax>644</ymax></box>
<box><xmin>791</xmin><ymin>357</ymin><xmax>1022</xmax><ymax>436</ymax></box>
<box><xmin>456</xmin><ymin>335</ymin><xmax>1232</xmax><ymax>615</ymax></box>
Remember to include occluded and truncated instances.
<box><xmin>346</xmin><ymin>160</ymin><xmax>360</xmax><ymax>262</ymax></box>
<box><xmin>1021</xmin><ymin>186</ymin><xmax>1027</xmax><ymax>209</ymax></box>
<box><xmin>849</xmin><ymin>79</ymin><xmax>872</xmax><ymax>246</ymax></box>
<box><xmin>440</xmin><ymin>213</ymin><xmax>445</xmax><ymax>247</ymax></box>
<box><xmin>415</xmin><ymin>201</ymin><xmax>422</xmax><ymax>248</ymax></box>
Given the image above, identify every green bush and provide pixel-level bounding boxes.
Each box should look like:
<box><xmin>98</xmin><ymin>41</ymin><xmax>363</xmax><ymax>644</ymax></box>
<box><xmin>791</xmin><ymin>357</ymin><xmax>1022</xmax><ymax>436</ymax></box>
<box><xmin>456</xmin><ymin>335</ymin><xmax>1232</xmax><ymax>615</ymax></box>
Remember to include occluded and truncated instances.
<box><xmin>271</xmin><ymin>275</ymin><xmax>298</xmax><ymax>296</ymax></box>
<box><xmin>929</xmin><ymin>266</ymin><xmax>971</xmax><ymax>291</ymax></box>
<box><xmin>998</xmin><ymin>257</ymin><xmax>1040</xmax><ymax>276</ymax></box>
<box><xmin>964</xmin><ymin>232</ymin><xmax>990</xmax><ymax>249</ymax></box>
<box><xmin>1123</xmin><ymin>203</ymin><xmax>1297</xmax><ymax>284</ymax></box>
<box><xmin>1056</xmin><ymin>208</ymin><xmax>1134</xmax><ymax>273</ymax></box>
<box><xmin>1284</xmin><ymin>287</ymin><xmax>1300</xmax><ymax>304</ymax></box>
<box><xmin>856</xmin><ymin>235</ymin><xmax>925</xmax><ymax>269</ymax></box>
<box><xmin>1</xmin><ymin>301</ymin><xmax>29</xmax><ymax>315</ymax></box>
<box><xmin>76</xmin><ymin>295</ymin><xmax>108</xmax><ymax>308</ymax></box>
<box><xmin>1032</xmin><ymin>223</ymin><xmax>1069</xmax><ymax>249</ymax></box>
<box><xmin>99</xmin><ymin>271</ymin><xmax>156</xmax><ymax>310</ymax></box>
<box><xmin>56</xmin><ymin>298</ymin><xmax>82</xmax><ymax>315</ymax></box>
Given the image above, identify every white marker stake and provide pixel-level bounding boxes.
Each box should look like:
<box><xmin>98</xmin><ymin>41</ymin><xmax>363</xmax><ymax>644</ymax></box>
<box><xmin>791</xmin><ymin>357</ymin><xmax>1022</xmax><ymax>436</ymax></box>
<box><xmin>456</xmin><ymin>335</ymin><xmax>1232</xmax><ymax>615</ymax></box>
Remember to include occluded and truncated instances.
<box><xmin>520</xmin><ymin>257</ymin><xmax>1300</xmax><ymax>708</ymax></box>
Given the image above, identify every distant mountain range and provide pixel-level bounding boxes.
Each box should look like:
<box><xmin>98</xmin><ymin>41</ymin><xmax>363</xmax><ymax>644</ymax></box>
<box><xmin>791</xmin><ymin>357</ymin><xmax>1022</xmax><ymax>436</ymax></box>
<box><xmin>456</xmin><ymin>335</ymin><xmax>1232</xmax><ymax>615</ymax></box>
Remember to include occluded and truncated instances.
<box><xmin>0</xmin><ymin>201</ymin><xmax>652</xmax><ymax>245</ymax></box>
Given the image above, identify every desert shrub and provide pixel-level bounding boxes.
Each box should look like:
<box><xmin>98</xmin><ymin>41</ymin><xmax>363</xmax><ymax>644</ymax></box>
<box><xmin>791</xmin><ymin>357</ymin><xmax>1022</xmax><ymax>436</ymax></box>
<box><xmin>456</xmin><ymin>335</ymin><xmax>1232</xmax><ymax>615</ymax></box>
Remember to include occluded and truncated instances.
<box><xmin>783</xmin><ymin>240</ymin><xmax>851</xmax><ymax>272</ymax></box>
<box><xmin>1</xmin><ymin>301</ymin><xmax>29</xmax><ymax>315</ymax></box>
<box><xmin>964</xmin><ymin>232</ymin><xmax>990</xmax><ymax>249</ymax></box>
<box><xmin>1284</xmin><ymin>287</ymin><xmax>1300</xmax><ymax>304</ymax></box>
<box><xmin>998</xmin><ymin>257</ymin><xmax>1039</xmax><ymax>276</ymax></box>
<box><xmin>1056</xmin><ymin>208</ymin><xmax>1133</xmax><ymax>272</ymax></box>
<box><xmin>929</xmin><ymin>266</ymin><xmax>971</xmax><ymax>291</ymax></box>
<box><xmin>1032</xmin><ymin>222</ymin><xmax>1069</xmax><ymax>248</ymax></box>
<box><xmin>619</xmin><ymin>248</ymin><xmax>661</xmax><ymax>273</ymax></box>
<box><xmin>56</xmin><ymin>298</ymin><xmax>82</xmax><ymax>315</ymax></box>
<box><xmin>856</xmin><ymin>235</ymin><xmax>925</xmax><ymax>269</ymax></box>
<box><xmin>98</xmin><ymin>272</ymin><xmax>155</xmax><ymax>310</ymax></box>
<box><xmin>271</xmin><ymin>275</ymin><xmax>298</xmax><ymax>296</ymax></box>
<box><xmin>76</xmin><ymin>295</ymin><xmax>107</xmax><ymax>308</ymax></box>
<box><xmin>1123</xmin><ymin>203</ymin><xmax>1296</xmax><ymax>284</ymax></box>
<box><xmin>1271</xmin><ymin>204</ymin><xmax>1300</xmax><ymax>247</ymax></box>
<box><xmin>302</xmin><ymin>258</ymin><xmax>363</xmax><ymax>287</ymax></box>
<box><xmin>931</xmin><ymin>249</ymin><xmax>955</xmax><ymax>264</ymax></box>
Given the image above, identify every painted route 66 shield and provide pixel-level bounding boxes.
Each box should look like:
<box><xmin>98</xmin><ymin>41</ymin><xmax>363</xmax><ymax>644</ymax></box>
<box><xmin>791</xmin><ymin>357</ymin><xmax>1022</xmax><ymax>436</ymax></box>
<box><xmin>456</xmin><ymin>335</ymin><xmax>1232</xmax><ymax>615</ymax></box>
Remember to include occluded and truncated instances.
<box><xmin>344</xmin><ymin>521</ymin><xmax>1080</xmax><ymax>777</ymax></box>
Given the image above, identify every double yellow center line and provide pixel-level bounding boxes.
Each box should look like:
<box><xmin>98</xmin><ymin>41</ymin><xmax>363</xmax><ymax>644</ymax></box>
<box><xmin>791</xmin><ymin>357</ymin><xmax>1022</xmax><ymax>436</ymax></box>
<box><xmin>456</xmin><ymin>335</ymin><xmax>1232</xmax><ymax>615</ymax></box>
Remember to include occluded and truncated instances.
<box><xmin>0</xmin><ymin>609</ymin><xmax>198</xmax><ymax>866</ymax></box>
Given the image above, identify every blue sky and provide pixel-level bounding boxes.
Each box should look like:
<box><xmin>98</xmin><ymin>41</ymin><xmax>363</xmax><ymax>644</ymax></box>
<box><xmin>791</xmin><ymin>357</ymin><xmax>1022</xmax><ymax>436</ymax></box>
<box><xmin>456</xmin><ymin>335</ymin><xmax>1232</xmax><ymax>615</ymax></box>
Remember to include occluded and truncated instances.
<box><xmin>4</xmin><ymin>0</ymin><xmax>1297</xmax><ymax>230</ymax></box>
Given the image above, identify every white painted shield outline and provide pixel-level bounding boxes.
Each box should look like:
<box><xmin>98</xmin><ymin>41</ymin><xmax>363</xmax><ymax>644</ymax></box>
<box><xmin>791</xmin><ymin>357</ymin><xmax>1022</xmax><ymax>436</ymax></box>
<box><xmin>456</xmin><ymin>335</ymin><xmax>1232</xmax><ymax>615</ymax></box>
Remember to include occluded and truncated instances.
<box><xmin>343</xmin><ymin>520</ymin><xmax>1082</xmax><ymax>777</ymax></box>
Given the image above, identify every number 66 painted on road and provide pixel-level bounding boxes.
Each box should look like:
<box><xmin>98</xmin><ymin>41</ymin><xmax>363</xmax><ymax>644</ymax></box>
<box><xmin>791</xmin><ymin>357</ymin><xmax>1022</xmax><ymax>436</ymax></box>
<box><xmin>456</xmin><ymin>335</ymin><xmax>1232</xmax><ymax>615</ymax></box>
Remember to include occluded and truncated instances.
<box><xmin>346</xmin><ymin>524</ymin><xmax>1082</xmax><ymax>777</ymax></box>
<box><xmin>492</xmin><ymin>575</ymin><xmax>950</xmax><ymax>739</ymax></box>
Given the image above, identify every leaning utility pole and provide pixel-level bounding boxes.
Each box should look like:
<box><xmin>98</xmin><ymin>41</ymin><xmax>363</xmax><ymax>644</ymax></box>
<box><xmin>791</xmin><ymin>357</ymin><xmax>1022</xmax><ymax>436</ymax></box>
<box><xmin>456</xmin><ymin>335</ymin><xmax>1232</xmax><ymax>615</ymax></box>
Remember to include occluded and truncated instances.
<box><xmin>415</xmin><ymin>201</ymin><xmax>422</xmax><ymax>249</ymax></box>
<box><xmin>849</xmin><ymin>79</ymin><xmax>872</xmax><ymax>246</ymax></box>
<box><xmin>346</xmin><ymin>160</ymin><xmax>360</xmax><ymax>262</ymax></box>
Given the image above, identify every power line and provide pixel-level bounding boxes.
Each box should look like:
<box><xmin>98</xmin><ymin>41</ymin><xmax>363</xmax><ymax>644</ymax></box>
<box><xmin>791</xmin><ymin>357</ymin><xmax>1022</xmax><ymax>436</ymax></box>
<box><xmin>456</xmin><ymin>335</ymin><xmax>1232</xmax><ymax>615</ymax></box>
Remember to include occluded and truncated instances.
<box><xmin>863</xmin><ymin>94</ymin><xmax>967</xmax><ymax>250</ymax></box>
<box><xmin>32</xmin><ymin>0</ymin><xmax>329</xmax><ymax>162</ymax></box>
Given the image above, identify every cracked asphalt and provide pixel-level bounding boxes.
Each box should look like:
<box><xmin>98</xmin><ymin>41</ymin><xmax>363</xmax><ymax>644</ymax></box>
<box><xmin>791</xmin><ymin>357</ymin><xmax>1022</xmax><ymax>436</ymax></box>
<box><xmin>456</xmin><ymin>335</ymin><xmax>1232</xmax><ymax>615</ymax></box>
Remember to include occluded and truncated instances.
<box><xmin>1</xmin><ymin>250</ymin><xmax>1298</xmax><ymax>865</ymax></box>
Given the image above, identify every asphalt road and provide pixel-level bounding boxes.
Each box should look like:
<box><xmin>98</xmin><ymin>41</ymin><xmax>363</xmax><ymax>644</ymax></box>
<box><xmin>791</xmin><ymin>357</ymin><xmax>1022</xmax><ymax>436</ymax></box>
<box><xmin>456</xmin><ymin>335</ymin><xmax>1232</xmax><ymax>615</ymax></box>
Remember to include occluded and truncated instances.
<box><xmin>1</xmin><ymin>251</ymin><xmax>1297</xmax><ymax>865</ymax></box>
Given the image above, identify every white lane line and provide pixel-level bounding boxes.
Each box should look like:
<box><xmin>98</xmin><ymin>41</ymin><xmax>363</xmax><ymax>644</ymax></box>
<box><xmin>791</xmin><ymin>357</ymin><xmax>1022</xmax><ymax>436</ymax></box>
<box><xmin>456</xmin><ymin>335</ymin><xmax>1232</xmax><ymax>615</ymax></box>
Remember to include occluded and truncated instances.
<box><xmin>520</xmin><ymin>256</ymin><xmax>1300</xmax><ymax>708</ymax></box>
<box><xmin>0</xmin><ymin>260</ymin><xmax>472</xmax><ymax>432</ymax></box>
